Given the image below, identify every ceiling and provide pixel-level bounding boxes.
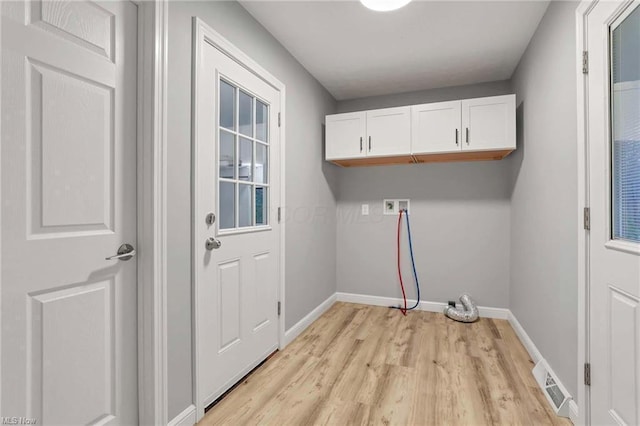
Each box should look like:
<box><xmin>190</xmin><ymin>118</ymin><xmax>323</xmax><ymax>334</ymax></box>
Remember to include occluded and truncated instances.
<box><xmin>240</xmin><ymin>1</ymin><xmax>549</xmax><ymax>100</ymax></box>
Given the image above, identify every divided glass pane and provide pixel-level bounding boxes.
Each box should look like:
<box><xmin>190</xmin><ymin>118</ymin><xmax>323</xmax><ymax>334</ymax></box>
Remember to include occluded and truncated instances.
<box><xmin>219</xmin><ymin>181</ymin><xmax>236</xmax><ymax>230</ymax></box>
<box><xmin>220</xmin><ymin>80</ymin><xmax>235</xmax><ymax>131</ymax></box>
<box><xmin>239</xmin><ymin>90</ymin><xmax>253</xmax><ymax>137</ymax></box>
<box><xmin>255</xmin><ymin>143</ymin><xmax>268</xmax><ymax>184</ymax></box>
<box><xmin>239</xmin><ymin>183</ymin><xmax>253</xmax><ymax>227</ymax></box>
<box><xmin>256</xmin><ymin>187</ymin><xmax>267</xmax><ymax>225</ymax></box>
<box><xmin>256</xmin><ymin>100</ymin><xmax>268</xmax><ymax>142</ymax></box>
<box><xmin>611</xmin><ymin>6</ymin><xmax>640</xmax><ymax>242</ymax></box>
<box><xmin>239</xmin><ymin>137</ymin><xmax>253</xmax><ymax>182</ymax></box>
<box><xmin>219</xmin><ymin>130</ymin><xmax>235</xmax><ymax>179</ymax></box>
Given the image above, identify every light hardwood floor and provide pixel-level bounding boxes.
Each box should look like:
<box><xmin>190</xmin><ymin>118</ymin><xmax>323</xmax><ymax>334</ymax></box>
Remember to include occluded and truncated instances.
<box><xmin>199</xmin><ymin>302</ymin><xmax>571</xmax><ymax>426</ymax></box>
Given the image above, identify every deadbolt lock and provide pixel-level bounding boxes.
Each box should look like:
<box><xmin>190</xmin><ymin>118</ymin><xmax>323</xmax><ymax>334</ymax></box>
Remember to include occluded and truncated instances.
<box><xmin>205</xmin><ymin>212</ymin><xmax>216</xmax><ymax>225</ymax></box>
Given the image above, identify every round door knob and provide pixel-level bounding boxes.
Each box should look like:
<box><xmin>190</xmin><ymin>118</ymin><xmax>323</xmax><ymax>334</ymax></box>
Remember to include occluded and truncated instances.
<box><xmin>205</xmin><ymin>237</ymin><xmax>222</xmax><ymax>250</ymax></box>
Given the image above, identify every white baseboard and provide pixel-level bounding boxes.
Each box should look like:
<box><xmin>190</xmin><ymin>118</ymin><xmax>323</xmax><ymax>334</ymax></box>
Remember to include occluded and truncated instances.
<box><xmin>283</xmin><ymin>293</ymin><xmax>337</xmax><ymax>347</ymax></box>
<box><xmin>168</xmin><ymin>404</ymin><xmax>196</xmax><ymax>426</ymax></box>
<box><xmin>509</xmin><ymin>311</ymin><xmax>576</xmax><ymax>423</ymax></box>
<box><xmin>335</xmin><ymin>292</ymin><xmax>509</xmax><ymax>320</ymax></box>
<box><xmin>507</xmin><ymin>310</ymin><xmax>543</xmax><ymax>364</ymax></box>
<box><xmin>569</xmin><ymin>400</ymin><xmax>579</xmax><ymax>425</ymax></box>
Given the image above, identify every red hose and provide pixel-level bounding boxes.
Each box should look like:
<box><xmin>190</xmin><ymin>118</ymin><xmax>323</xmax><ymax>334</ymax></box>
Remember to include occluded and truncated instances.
<box><xmin>397</xmin><ymin>210</ymin><xmax>407</xmax><ymax>315</ymax></box>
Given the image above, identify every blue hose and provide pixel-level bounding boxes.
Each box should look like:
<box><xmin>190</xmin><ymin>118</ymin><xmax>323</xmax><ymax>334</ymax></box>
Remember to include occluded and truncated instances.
<box><xmin>405</xmin><ymin>210</ymin><xmax>421</xmax><ymax>310</ymax></box>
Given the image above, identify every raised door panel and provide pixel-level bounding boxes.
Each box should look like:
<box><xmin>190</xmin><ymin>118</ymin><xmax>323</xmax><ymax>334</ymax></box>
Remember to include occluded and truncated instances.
<box><xmin>366</xmin><ymin>106</ymin><xmax>411</xmax><ymax>157</ymax></box>
<box><xmin>325</xmin><ymin>112</ymin><xmax>366</xmax><ymax>160</ymax></box>
<box><xmin>411</xmin><ymin>101</ymin><xmax>461</xmax><ymax>154</ymax></box>
<box><xmin>606</xmin><ymin>287</ymin><xmax>639</xmax><ymax>425</ymax></box>
<box><xmin>28</xmin><ymin>59</ymin><xmax>114</xmax><ymax>237</ymax></box>
<box><xmin>30</xmin><ymin>281</ymin><xmax>114</xmax><ymax>425</ymax></box>
<box><xmin>461</xmin><ymin>94</ymin><xmax>515</xmax><ymax>151</ymax></box>
<box><xmin>218</xmin><ymin>260</ymin><xmax>241</xmax><ymax>353</ymax></box>
<box><xmin>28</xmin><ymin>0</ymin><xmax>115</xmax><ymax>61</ymax></box>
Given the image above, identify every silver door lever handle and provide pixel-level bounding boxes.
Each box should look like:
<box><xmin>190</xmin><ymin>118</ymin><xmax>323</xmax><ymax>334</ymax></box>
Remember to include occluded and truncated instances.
<box><xmin>106</xmin><ymin>243</ymin><xmax>136</xmax><ymax>261</ymax></box>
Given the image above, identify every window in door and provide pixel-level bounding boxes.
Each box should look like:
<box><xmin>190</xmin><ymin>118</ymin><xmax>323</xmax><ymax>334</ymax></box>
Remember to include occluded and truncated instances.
<box><xmin>611</xmin><ymin>5</ymin><xmax>640</xmax><ymax>243</ymax></box>
<box><xmin>218</xmin><ymin>78</ymin><xmax>269</xmax><ymax>231</ymax></box>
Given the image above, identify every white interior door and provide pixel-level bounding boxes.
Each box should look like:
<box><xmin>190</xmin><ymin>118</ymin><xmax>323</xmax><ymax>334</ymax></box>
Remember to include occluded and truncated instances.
<box><xmin>411</xmin><ymin>101</ymin><xmax>462</xmax><ymax>154</ymax></box>
<box><xmin>587</xmin><ymin>1</ymin><xmax>640</xmax><ymax>424</ymax></box>
<box><xmin>366</xmin><ymin>106</ymin><xmax>411</xmax><ymax>157</ymax></box>
<box><xmin>461</xmin><ymin>95</ymin><xmax>515</xmax><ymax>151</ymax></box>
<box><xmin>1</xmin><ymin>1</ymin><xmax>139</xmax><ymax>424</ymax></box>
<box><xmin>195</xmin><ymin>36</ymin><xmax>281</xmax><ymax>410</ymax></box>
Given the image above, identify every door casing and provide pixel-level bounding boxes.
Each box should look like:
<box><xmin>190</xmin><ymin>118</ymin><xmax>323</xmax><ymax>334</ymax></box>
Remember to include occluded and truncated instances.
<box><xmin>191</xmin><ymin>17</ymin><xmax>287</xmax><ymax>420</ymax></box>
<box><xmin>0</xmin><ymin>1</ymin><xmax>170</xmax><ymax>423</ymax></box>
<box><xmin>577</xmin><ymin>4</ymin><xmax>595</xmax><ymax>425</ymax></box>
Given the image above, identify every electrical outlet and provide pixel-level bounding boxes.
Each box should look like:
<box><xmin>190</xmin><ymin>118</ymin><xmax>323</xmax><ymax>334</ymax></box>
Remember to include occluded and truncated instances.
<box><xmin>361</xmin><ymin>204</ymin><xmax>369</xmax><ymax>215</ymax></box>
<box><xmin>383</xmin><ymin>199</ymin><xmax>396</xmax><ymax>215</ymax></box>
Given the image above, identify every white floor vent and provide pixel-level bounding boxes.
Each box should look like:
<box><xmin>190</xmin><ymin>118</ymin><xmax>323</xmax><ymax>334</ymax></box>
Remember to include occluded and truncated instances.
<box><xmin>532</xmin><ymin>359</ymin><xmax>572</xmax><ymax>418</ymax></box>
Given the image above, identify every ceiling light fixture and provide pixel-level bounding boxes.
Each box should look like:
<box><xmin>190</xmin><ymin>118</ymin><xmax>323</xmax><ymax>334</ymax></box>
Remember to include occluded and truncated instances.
<box><xmin>360</xmin><ymin>0</ymin><xmax>412</xmax><ymax>12</ymax></box>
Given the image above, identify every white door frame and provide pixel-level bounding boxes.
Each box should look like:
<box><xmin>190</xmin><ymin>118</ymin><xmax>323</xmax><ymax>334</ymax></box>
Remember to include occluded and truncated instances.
<box><xmin>576</xmin><ymin>4</ymin><xmax>593</xmax><ymax>425</ymax></box>
<box><xmin>0</xmin><ymin>1</ymin><xmax>170</xmax><ymax>423</ymax></box>
<box><xmin>191</xmin><ymin>17</ymin><xmax>287</xmax><ymax>418</ymax></box>
<box><xmin>136</xmin><ymin>1</ymin><xmax>169</xmax><ymax>424</ymax></box>
<box><xmin>576</xmin><ymin>1</ymin><xmax>636</xmax><ymax>424</ymax></box>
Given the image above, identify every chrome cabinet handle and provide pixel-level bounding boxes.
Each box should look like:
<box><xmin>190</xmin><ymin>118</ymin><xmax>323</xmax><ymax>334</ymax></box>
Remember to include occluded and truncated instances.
<box><xmin>106</xmin><ymin>243</ymin><xmax>136</xmax><ymax>261</ymax></box>
<box><xmin>466</xmin><ymin>128</ymin><xmax>469</xmax><ymax>145</ymax></box>
<box><xmin>360</xmin><ymin>137</ymin><xmax>363</xmax><ymax>152</ymax></box>
<box><xmin>368</xmin><ymin>136</ymin><xmax>372</xmax><ymax>151</ymax></box>
<box><xmin>455</xmin><ymin>129</ymin><xmax>459</xmax><ymax>145</ymax></box>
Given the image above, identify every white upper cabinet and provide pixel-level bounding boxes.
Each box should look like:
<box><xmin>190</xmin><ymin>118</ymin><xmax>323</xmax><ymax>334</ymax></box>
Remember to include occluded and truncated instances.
<box><xmin>461</xmin><ymin>94</ymin><xmax>516</xmax><ymax>151</ymax></box>
<box><xmin>365</xmin><ymin>106</ymin><xmax>411</xmax><ymax>157</ymax></box>
<box><xmin>325</xmin><ymin>111</ymin><xmax>366</xmax><ymax>160</ymax></box>
<box><xmin>325</xmin><ymin>94</ymin><xmax>516</xmax><ymax>166</ymax></box>
<box><xmin>411</xmin><ymin>101</ymin><xmax>462</xmax><ymax>154</ymax></box>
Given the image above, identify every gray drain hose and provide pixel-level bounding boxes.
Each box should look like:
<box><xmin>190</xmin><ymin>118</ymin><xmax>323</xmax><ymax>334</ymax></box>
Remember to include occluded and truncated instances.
<box><xmin>444</xmin><ymin>293</ymin><xmax>479</xmax><ymax>323</ymax></box>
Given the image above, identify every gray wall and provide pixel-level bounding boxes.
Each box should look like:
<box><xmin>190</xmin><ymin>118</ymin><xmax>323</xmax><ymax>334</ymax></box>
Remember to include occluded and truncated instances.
<box><xmin>335</xmin><ymin>81</ymin><xmax>514</xmax><ymax>308</ymax></box>
<box><xmin>167</xmin><ymin>1</ymin><xmax>338</xmax><ymax>419</ymax></box>
<box><xmin>337</xmin><ymin>80</ymin><xmax>514</xmax><ymax>113</ymax></box>
<box><xmin>508</xmin><ymin>1</ymin><xmax>579</xmax><ymax>397</ymax></box>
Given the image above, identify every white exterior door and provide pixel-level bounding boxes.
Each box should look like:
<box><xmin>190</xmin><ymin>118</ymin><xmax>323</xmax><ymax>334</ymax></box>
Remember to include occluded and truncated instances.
<box><xmin>195</xmin><ymin>35</ymin><xmax>281</xmax><ymax>410</ymax></box>
<box><xmin>325</xmin><ymin>112</ymin><xmax>366</xmax><ymax>160</ymax></box>
<box><xmin>411</xmin><ymin>101</ymin><xmax>462</xmax><ymax>154</ymax></box>
<box><xmin>1</xmin><ymin>1</ymin><xmax>138</xmax><ymax>425</ymax></box>
<box><xmin>366</xmin><ymin>106</ymin><xmax>411</xmax><ymax>157</ymax></box>
<box><xmin>461</xmin><ymin>95</ymin><xmax>515</xmax><ymax>151</ymax></box>
<box><xmin>587</xmin><ymin>1</ymin><xmax>640</xmax><ymax>424</ymax></box>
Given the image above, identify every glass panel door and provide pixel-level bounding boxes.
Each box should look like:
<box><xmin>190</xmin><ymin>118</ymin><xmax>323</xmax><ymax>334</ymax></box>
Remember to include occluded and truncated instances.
<box><xmin>218</xmin><ymin>78</ymin><xmax>270</xmax><ymax>231</ymax></box>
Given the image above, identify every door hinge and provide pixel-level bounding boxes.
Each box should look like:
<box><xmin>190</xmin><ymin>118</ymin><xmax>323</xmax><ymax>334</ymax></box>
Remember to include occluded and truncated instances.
<box><xmin>277</xmin><ymin>301</ymin><xmax>281</xmax><ymax>316</ymax></box>
<box><xmin>278</xmin><ymin>112</ymin><xmax>281</xmax><ymax>128</ymax></box>
<box><xmin>584</xmin><ymin>363</ymin><xmax>591</xmax><ymax>386</ymax></box>
<box><xmin>583</xmin><ymin>51</ymin><xmax>589</xmax><ymax>74</ymax></box>
<box><xmin>584</xmin><ymin>207</ymin><xmax>590</xmax><ymax>230</ymax></box>
<box><xmin>277</xmin><ymin>207</ymin><xmax>281</xmax><ymax>223</ymax></box>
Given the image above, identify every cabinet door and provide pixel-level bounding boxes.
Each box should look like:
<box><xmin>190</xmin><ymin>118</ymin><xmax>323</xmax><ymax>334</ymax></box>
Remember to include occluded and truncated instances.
<box><xmin>325</xmin><ymin>112</ymin><xmax>366</xmax><ymax>160</ymax></box>
<box><xmin>411</xmin><ymin>101</ymin><xmax>461</xmax><ymax>154</ymax></box>
<box><xmin>461</xmin><ymin>94</ymin><xmax>515</xmax><ymax>151</ymax></box>
<box><xmin>366</xmin><ymin>106</ymin><xmax>411</xmax><ymax>157</ymax></box>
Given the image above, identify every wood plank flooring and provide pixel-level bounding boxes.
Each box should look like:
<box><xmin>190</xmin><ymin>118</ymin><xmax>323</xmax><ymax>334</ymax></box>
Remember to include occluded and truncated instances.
<box><xmin>198</xmin><ymin>302</ymin><xmax>571</xmax><ymax>426</ymax></box>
